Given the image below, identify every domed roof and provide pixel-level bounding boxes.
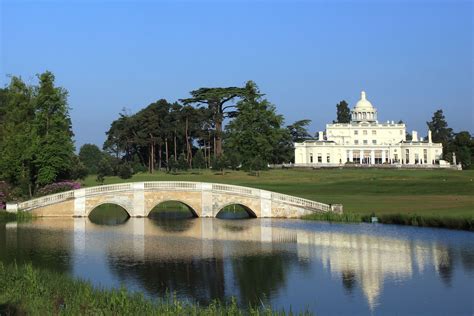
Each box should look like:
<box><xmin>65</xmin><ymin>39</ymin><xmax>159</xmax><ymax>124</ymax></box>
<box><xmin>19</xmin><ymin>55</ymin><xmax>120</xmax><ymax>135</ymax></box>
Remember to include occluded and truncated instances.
<box><xmin>354</xmin><ymin>91</ymin><xmax>375</xmax><ymax>111</ymax></box>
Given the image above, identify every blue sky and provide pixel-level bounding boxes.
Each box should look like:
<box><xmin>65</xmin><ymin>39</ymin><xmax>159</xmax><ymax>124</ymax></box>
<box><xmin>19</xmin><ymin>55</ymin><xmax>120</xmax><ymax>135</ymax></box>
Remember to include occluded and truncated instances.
<box><xmin>1</xmin><ymin>0</ymin><xmax>472</xmax><ymax>148</ymax></box>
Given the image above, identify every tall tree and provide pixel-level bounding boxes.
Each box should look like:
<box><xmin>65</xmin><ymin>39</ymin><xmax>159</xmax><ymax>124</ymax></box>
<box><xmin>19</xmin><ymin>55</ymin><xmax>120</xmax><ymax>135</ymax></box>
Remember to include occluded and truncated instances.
<box><xmin>225</xmin><ymin>81</ymin><xmax>286</xmax><ymax>171</ymax></box>
<box><xmin>427</xmin><ymin>109</ymin><xmax>453</xmax><ymax>159</ymax></box>
<box><xmin>449</xmin><ymin>131</ymin><xmax>472</xmax><ymax>168</ymax></box>
<box><xmin>335</xmin><ymin>100</ymin><xmax>351</xmax><ymax>123</ymax></box>
<box><xmin>0</xmin><ymin>76</ymin><xmax>36</xmax><ymax>195</ymax></box>
<box><xmin>79</xmin><ymin>144</ymin><xmax>104</xmax><ymax>174</ymax></box>
<box><xmin>287</xmin><ymin>119</ymin><xmax>311</xmax><ymax>142</ymax></box>
<box><xmin>34</xmin><ymin>71</ymin><xmax>75</xmax><ymax>186</ymax></box>
<box><xmin>181</xmin><ymin>86</ymin><xmax>247</xmax><ymax>157</ymax></box>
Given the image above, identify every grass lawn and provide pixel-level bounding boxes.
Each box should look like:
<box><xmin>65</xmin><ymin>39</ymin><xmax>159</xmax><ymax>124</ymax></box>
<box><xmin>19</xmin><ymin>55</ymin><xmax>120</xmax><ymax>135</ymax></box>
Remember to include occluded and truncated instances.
<box><xmin>82</xmin><ymin>168</ymin><xmax>474</xmax><ymax>219</ymax></box>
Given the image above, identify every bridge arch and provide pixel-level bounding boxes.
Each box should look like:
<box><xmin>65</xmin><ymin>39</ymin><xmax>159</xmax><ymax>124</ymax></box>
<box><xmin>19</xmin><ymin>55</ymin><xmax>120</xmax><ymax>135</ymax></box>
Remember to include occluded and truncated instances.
<box><xmin>147</xmin><ymin>200</ymin><xmax>199</xmax><ymax>218</ymax></box>
<box><xmin>87</xmin><ymin>201</ymin><xmax>132</xmax><ymax>218</ymax></box>
<box><xmin>215</xmin><ymin>202</ymin><xmax>257</xmax><ymax>219</ymax></box>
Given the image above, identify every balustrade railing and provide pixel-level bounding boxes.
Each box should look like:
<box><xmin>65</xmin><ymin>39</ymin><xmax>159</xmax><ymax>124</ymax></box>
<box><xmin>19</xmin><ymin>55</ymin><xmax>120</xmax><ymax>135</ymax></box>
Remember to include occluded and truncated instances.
<box><xmin>144</xmin><ymin>181</ymin><xmax>199</xmax><ymax>191</ymax></box>
<box><xmin>18</xmin><ymin>190</ymin><xmax>75</xmax><ymax>210</ymax></box>
<box><xmin>85</xmin><ymin>183</ymin><xmax>132</xmax><ymax>196</ymax></box>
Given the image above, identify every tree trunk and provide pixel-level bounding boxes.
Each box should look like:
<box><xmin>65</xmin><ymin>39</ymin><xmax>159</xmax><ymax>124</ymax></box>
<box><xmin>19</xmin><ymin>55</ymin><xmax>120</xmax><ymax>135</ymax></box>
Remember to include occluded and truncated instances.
<box><xmin>174</xmin><ymin>131</ymin><xmax>177</xmax><ymax>161</ymax></box>
<box><xmin>158</xmin><ymin>144</ymin><xmax>162</xmax><ymax>170</ymax></box>
<box><xmin>215</xmin><ymin>118</ymin><xmax>223</xmax><ymax>157</ymax></box>
<box><xmin>165</xmin><ymin>138</ymin><xmax>169</xmax><ymax>169</ymax></box>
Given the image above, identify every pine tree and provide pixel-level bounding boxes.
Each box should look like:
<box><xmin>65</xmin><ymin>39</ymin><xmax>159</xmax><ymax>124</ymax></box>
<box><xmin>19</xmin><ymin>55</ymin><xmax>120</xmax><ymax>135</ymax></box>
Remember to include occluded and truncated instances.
<box><xmin>34</xmin><ymin>72</ymin><xmax>75</xmax><ymax>186</ymax></box>
<box><xmin>336</xmin><ymin>100</ymin><xmax>351</xmax><ymax>123</ymax></box>
<box><xmin>427</xmin><ymin>110</ymin><xmax>453</xmax><ymax>160</ymax></box>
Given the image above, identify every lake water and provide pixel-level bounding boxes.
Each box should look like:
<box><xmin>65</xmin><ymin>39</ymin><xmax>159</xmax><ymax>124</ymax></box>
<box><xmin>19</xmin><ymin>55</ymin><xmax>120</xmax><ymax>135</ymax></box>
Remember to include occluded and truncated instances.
<box><xmin>0</xmin><ymin>217</ymin><xmax>473</xmax><ymax>315</ymax></box>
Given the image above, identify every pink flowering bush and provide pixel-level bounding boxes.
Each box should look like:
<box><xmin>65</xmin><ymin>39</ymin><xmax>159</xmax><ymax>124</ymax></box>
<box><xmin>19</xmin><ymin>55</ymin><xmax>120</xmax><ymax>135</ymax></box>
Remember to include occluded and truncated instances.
<box><xmin>36</xmin><ymin>181</ymin><xmax>81</xmax><ymax>197</ymax></box>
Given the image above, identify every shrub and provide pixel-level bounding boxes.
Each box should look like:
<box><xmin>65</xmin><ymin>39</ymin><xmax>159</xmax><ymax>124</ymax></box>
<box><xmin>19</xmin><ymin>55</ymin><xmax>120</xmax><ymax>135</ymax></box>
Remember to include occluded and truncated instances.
<box><xmin>36</xmin><ymin>181</ymin><xmax>81</xmax><ymax>197</ymax></box>
<box><xmin>118</xmin><ymin>163</ymin><xmax>133</xmax><ymax>179</ymax></box>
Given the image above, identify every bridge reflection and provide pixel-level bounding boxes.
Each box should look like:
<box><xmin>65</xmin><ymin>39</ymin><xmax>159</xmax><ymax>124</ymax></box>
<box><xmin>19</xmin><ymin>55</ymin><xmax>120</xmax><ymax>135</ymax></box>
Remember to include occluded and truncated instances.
<box><xmin>1</xmin><ymin>218</ymin><xmax>472</xmax><ymax>311</ymax></box>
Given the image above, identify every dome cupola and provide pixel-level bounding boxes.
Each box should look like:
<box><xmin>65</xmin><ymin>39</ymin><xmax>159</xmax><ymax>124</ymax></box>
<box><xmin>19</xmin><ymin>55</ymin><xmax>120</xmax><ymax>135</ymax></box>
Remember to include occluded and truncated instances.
<box><xmin>351</xmin><ymin>91</ymin><xmax>377</xmax><ymax>122</ymax></box>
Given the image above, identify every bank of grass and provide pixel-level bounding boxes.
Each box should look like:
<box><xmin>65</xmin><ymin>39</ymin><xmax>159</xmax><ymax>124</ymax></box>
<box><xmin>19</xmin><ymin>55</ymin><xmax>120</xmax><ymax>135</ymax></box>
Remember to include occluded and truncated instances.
<box><xmin>301</xmin><ymin>212</ymin><xmax>474</xmax><ymax>231</ymax></box>
<box><xmin>0</xmin><ymin>210</ymin><xmax>33</xmax><ymax>222</ymax></box>
<box><xmin>0</xmin><ymin>263</ymin><xmax>296</xmax><ymax>315</ymax></box>
<box><xmin>81</xmin><ymin>169</ymin><xmax>474</xmax><ymax>229</ymax></box>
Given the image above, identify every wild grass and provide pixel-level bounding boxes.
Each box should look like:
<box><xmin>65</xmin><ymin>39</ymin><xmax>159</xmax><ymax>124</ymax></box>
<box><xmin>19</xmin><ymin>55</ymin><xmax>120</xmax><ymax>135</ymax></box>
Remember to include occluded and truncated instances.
<box><xmin>302</xmin><ymin>211</ymin><xmax>474</xmax><ymax>231</ymax></box>
<box><xmin>0</xmin><ymin>210</ymin><xmax>33</xmax><ymax>222</ymax></box>
<box><xmin>301</xmin><ymin>212</ymin><xmax>364</xmax><ymax>223</ymax></box>
<box><xmin>0</xmin><ymin>262</ymin><xmax>306</xmax><ymax>315</ymax></box>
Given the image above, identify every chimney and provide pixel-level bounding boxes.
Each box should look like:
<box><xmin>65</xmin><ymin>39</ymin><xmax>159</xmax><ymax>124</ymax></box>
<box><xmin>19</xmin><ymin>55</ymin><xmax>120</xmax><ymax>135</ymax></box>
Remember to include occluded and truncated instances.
<box><xmin>428</xmin><ymin>130</ymin><xmax>432</xmax><ymax>143</ymax></box>
<box><xmin>318</xmin><ymin>131</ymin><xmax>324</xmax><ymax>140</ymax></box>
<box><xmin>412</xmin><ymin>131</ymin><xmax>418</xmax><ymax>142</ymax></box>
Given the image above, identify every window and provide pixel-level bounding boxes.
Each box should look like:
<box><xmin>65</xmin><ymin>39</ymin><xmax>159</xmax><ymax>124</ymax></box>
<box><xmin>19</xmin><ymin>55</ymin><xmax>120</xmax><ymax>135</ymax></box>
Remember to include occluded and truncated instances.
<box><xmin>317</xmin><ymin>154</ymin><xmax>322</xmax><ymax>163</ymax></box>
<box><xmin>405</xmin><ymin>149</ymin><xmax>410</xmax><ymax>163</ymax></box>
<box><xmin>354</xmin><ymin>140</ymin><xmax>359</xmax><ymax>145</ymax></box>
<box><xmin>310</xmin><ymin>153</ymin><xmax>313</xmax><ymax>163</ymax></box>
<box><xmin>424</xmin><ymin>149</ymin><xmax>428</xmax><ymax>162</ymax></box>
<box><xmin>363</xmin><ymin>130</ymin><xmax>368</xmax><ymax>135</ymax></box>
<box><xmin>354</xmin><ymin>130</ymin><xmax>358</xmax><ymax>135</ymax></box>
<box><xmin>372</xmin><ymin>140</ymin><xmax>377</xmax><ymax>145</ymax></box>
<box><xmin>372</xmin><ymin>130</ymin><xmax>377</xmax><ymax>135</ymax></box>
<box><xmin>363</xmin><ymin>140</ymin><xmax>368</xmax><ymax>145</ymax></box>
<box><xmin>327</xmin><ymin>155</ymin><xmax>330</xmax><ymax>163</ymax></box>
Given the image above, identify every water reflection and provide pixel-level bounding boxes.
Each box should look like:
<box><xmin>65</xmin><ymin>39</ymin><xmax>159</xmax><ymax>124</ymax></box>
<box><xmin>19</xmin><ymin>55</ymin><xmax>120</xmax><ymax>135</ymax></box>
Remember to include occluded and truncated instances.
<box><xmin>0</xmin><ymin>218</ymin><xmax>473</xmax><ymax>314</ymax></box>
<box><xmin>88</xmin><ymin>203</ymin><xmax>130</xmax><ymax>225</ymax></box>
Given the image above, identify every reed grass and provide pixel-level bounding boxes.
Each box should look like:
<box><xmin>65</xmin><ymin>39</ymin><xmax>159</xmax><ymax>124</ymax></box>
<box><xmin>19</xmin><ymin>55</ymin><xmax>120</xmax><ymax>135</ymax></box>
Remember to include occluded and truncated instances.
<box><xmin>0</xmin><ymin>262</ymin><xmax>308</xmax><ymax>315</ymax></box>
<box><xmin>0</xmin><ymin>210</ymin><xmax>33</xmax><ymax>222</ymax></box>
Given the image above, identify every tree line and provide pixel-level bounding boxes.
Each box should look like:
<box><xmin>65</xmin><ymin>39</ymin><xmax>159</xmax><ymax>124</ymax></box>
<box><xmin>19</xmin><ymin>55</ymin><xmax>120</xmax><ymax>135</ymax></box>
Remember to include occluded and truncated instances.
<box><xmin>1</xmin><ymin>72</ymin><xmax>472</xmax><ymax>201</ymax></box>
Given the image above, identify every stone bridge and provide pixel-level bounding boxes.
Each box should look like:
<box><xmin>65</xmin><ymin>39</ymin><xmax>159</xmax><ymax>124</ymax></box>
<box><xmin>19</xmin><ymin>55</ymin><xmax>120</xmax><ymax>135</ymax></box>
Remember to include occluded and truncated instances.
<box><xmin>6</xmin><ymin>181</ymin><xmax>342</xmax><ymax>218</ymax></box>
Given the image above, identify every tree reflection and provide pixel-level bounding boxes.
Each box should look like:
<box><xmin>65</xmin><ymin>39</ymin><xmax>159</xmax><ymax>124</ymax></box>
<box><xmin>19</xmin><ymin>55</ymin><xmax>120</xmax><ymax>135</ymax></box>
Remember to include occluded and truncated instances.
<box><xmin>0</xmin><ymin>222</ymin><xmax>72</xmax><ymax>274</ymax></box>
<box><xmin>88</xmin><ymin>204</ymin><xmax>130</xmax><ymax>226</ymax></box>
<box><xmin>231</xmin><ymin>252</ymin><xmax>295</xmax><ymax>306</ymax></box>
<box><xmin>107</xmin><ymin>257</ymin><xmax>226</xmax><ymax>305</ymax></box>
<box><xmin>342</xmin><ymin>270</ymin><xmax>357</xmax><ymax>295</ymax></box>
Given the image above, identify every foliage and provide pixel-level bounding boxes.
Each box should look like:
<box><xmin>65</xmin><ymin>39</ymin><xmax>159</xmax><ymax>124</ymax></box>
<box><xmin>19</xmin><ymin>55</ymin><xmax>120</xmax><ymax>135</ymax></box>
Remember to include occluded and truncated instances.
<box><xmin>0</xmin><ymin>210</ymin><xmax>33</xmax><ymax>222</ymax></box>
<box><xmin>181</xmin><ymin>86</ymin><xmax>248</xmax><ymax>157</ymax></box>
<box><xmin>69</xmin><ymin>155</ymin><xmax>88</xmax><ymax>180</ymax></box>
<box><xmin>0</xmin><ymin>72</ymin><xmax>75</xmax><ymax>197</ymax></box>
<box><xmin>335</xmin><ymin>100</ymin><xmax>351</xmax><ymax>123</ymax></box>
<box><xmin>286</xmin><ymin>119</ymin><xmax>311</xmax><ymax>143</ymax></box>
<box><xmin>0</xmin><ymin>263</ymin><xmax>293</xmax><ymax>315</ymax></box>
<box><xmin>225</xmin><ymin>82</ymin><xmax>288</xmax><ymax>171</ymax></box>
<box><xmin>117</xmin><ymin>163</ymin><xmax>133</xmax><ymax>179</ymax></box>
<box><xmin>78</xmin><ymin>143</ymin><xmax>104</xmax><ymax>174</ymax></box>
<box><xmin>371</xmin><ymin>213</ymin><xmax>474</xmax><ymax>231</ymax></box>
<box><xmin>177</xmin><ymin>153</ymin><xmax>189</xmax><ymax>171</ymax></box>
<box><xmin>448</xmin><ymin>131</ymin><xmax>473</xmax><ymax>169</ymax></box>
<box><xmin>192</xmin><ymin>150</ymin><xmax>206</xmax><ymax>169</ymax></box>
<box><xmin>36</xmin><ymin>181</ymin><xmax>81</xmax><ymax>197</ymax></box>
<box><xmin>96</xmin><ymin>157</ymin><xmax>114</xmax><ymax>184</ymax></box>
<box><xmin>302</xmin><ymin>212</ymin><xmax>363</xmax><ymax>223</ymax></box>
<box><xmin>427</xmin><ymin>109</ymin><xmax>453</xmax><ymax>160</ymax></box>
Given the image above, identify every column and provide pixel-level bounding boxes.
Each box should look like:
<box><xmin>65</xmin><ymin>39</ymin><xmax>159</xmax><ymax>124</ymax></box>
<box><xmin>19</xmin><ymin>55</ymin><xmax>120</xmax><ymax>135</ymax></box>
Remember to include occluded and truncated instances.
<box><xmin>359</xmin><ymin>150</ymin><xmax>364</xmax><ymax>164</ymax></box>
<box><xmin>349</xmin><ymin>149</ymin><xmax>354</xmax><ymax>162</ymax></box>
<box><xmin>370</xmin><ymin>150</ymin><xmax>375</xmax><ymax>165</ymax></box>
<box><xmin>382</xmin><ymin>150</ymin><xmax>386</xmax><ymax>164</ymax></box>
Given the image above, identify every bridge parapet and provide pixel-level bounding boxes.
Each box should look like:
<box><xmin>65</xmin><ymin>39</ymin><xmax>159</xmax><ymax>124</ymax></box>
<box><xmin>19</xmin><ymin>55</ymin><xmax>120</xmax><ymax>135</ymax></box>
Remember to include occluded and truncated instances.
<box><xmin>7</xmin><ymin>181</ymin><xmax>340</xmax><ymax>217</ymax></box>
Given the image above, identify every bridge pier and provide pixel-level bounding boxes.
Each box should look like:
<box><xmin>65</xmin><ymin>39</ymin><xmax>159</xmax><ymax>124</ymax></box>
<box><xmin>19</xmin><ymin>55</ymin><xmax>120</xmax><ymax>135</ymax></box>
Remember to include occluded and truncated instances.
<box><xmin>132</xmin><ymin>183</ymin><xmax>145</xmax><ymax>217</ymax></box>
<box><xmin>74</xmin><ymin>189</ymin><xmax>86</xmax><ymax>217</ymax></box>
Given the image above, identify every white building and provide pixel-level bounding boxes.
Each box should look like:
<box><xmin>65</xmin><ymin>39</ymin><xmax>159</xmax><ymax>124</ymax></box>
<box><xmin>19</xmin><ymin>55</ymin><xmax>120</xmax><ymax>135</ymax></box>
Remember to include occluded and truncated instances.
<box><xmin>295</xmin><ymin>91</ymin><xmax>444</xmax><ymax>166</ymax></box>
